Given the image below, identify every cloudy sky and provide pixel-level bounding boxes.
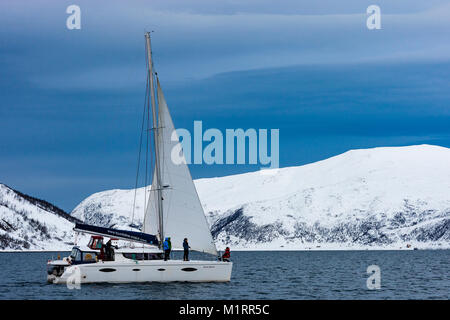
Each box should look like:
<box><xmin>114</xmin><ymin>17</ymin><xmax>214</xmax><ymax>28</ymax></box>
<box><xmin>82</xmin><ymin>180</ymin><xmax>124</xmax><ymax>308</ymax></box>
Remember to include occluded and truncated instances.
<box><xmin>0</xmin><ymin>0</ymin><xmax>449</xmax><ymax>211</ymax></box>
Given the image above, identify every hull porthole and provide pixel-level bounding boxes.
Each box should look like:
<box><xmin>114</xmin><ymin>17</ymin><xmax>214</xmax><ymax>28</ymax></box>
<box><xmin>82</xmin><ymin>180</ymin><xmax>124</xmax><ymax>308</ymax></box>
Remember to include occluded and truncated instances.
<box><xmin>181</xmin><ymin>267</ymin><xmax>197</xmax><ymax>272</ymax></box>
<box><xmin>99</xmin><ymin>268</ymin><xmax>116</xmax><ymax>272</ymax></box>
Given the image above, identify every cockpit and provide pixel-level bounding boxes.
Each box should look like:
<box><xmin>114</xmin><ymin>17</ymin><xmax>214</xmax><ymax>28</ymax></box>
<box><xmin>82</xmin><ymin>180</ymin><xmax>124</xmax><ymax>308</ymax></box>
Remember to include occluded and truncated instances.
<box><xmin>69</xmin><ymin>246</ymin><xmax>98</xmax><ymax>264</ymax></box>
<box><xmin>87</xmin><ymin>235</ymin><xmax>104</xmax><ymax>250</ymax></box>
<box><xmin>73</xmin><ymin>235</ymin><xmax>120</xmax><ymax>262</ymax></box>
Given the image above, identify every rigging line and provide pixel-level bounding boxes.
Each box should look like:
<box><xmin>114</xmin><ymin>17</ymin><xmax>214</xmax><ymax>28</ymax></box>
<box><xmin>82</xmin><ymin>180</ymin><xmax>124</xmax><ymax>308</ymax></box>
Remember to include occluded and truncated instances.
<box><xmin>145</xmin><ymin>57</ymin><xmax>156</xmax><ymax>230</ymax></box>
<box><xmin>130</xmin><ymin>64</ymin><xmax>150</xmax><ymax>231</ymax></box>
<box><xmin>143</xmin><ymin>67</ymin><xmax>152</xmax><ymax>257</ymax></box>
<box><xmin>147</xmin><ymin>46</ymin><xmax>158</xmax><ymax>218</ymax></box>
<box><xmin>156</xmin><ymin>77</ymin><xmax>165</xmax><ymax>191</ymax></box>
<box><xmin>131</xmin><ymin>38</ymin><xmax>151</xmax><ymax>231</ymax></box>
<box><xmin>153</xmin><ymin>68</ymin><xmax>163</xmax><ymax>241</ymax></box>
<box><xmin>144</xmin><ymin>51</ymin><xmax>151</xmax><ymax>214</ymax></box>
<box><xmin>149</xmin><ymin>67</ymin><xmax>156</xmax><ymax>204</ymax></box>
<box><xmin>149</xmin><ymin>119</ymin><xmax>155</xmax><ymax>204</ymax></box>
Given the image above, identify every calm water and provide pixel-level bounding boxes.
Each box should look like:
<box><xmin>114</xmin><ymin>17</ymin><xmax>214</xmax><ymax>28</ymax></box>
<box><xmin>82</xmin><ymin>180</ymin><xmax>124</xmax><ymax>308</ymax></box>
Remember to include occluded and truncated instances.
<box><xmin>0</xmin><ymin>250</ymin><xmax>448</xmax><ymax>299</ymax></box>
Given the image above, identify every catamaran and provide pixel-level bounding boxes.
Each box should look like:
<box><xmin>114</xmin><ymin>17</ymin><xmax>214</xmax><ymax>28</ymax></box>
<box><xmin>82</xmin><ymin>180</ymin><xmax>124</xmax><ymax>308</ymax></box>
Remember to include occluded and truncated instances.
<box><xmin>47</xmin><ymin>33</ymin><xmax>233</xmax><ymax>284</ymax></box>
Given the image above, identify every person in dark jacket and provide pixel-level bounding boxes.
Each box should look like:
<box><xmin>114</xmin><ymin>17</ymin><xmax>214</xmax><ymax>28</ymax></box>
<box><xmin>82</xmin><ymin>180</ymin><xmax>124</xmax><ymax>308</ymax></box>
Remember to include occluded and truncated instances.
<box><xmin>183</xmin><ymin>238</ymin><xmax>191</xmax><ymax>261</ymax></box>
<box><xmin>104</xmin><ymin>239</ymin><xmax>118</xmax><ymax>261</ymax></box>
<box><xmin>222</xmin><ymin>247</ymin><xmax>231</xmax><ymax>262</ymax></box>
<box><xmin>167</xmin><ymin>237</ymin><xmax>172</xmax><ymax>259</ymax></box>
<box><xmin>163</xmin><ymin>237</ymin><xmax>170</xmax><ymax>261</ymax></box>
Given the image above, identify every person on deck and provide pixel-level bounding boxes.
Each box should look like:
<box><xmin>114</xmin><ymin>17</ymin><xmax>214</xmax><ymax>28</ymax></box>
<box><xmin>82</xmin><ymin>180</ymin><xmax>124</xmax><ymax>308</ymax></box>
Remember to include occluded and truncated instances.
<box><xmin>183</xmin><ymin>238</ymin><xmax>191</xmax><ymax>261</ymax></box>
<box><xmin>105</xmin><ymin>239</ymin><xmax>118</xmax><ymax>261</ymax></box>
<box><xmin>163</xmin><ymin>237</ymin><xmax>170</xmax><ymax>261</ymax></box>
<box><xmin>167</xmin><ymin>237</ymin><xmax>172</xmax><ymax>259</ymax></box>
<box><xmin>222</xmin><ymin>247</ymin><xmax>231</xmax><ymax>262</ymax></box>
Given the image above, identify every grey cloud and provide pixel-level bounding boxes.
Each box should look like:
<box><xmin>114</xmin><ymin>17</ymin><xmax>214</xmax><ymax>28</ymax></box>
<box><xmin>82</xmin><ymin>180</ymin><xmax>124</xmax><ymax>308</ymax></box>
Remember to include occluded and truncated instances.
<box><xmin>1</xmin><ymin>1</ymin><xmax>449</xmax><ymax>86</ymax></box>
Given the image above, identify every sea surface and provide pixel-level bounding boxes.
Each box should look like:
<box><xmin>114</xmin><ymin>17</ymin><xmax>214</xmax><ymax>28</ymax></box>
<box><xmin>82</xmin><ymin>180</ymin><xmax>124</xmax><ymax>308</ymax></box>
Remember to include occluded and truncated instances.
<box><xmin>0</xmin><ymin>250</ymin><xmax>448</xmax><ymax>299</ymax></box>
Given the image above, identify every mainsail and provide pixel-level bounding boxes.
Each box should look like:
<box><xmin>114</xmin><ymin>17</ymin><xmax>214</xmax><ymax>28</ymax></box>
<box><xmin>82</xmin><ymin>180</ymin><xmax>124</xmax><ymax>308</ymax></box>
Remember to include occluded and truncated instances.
<box><xmin>143</xmin><ymin>79</ymin><xmax>218</xmax><ymax>256</ymax></box>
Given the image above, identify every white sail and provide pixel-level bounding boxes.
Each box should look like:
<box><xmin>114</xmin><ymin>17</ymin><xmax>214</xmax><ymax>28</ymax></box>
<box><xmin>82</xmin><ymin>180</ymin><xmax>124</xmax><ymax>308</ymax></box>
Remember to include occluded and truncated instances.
<box><xmin>143</xmin><ymin>167</ymin><xmax>159</xmax><ymax>236</ymax></box>
<box><xmin>143</xmin><ymin>79</ymin><xmax>218</xmax><ymax>256</ymax></box>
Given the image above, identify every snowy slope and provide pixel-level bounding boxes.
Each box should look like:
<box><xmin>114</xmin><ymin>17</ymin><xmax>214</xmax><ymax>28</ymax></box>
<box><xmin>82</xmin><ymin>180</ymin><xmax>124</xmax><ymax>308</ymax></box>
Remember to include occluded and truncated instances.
<box><xmin>72</xmin><ymin>145</ymin><xmax>450</xmax><ymax>250</ymax></box>
<box><xmin>69</xmin><ymin>188</ymin><xmax>145</xmax><ymax>230</ymax></box>
<box><xmin>0</xmin><ymin>183</ymin><xmax>86</xmax><ymax>251</ymax></box>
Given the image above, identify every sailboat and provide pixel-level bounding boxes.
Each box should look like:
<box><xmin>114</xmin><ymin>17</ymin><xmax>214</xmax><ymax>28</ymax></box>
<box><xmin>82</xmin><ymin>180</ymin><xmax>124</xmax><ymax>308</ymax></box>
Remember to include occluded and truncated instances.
<box><xmin>46</xmin><ymin>33</ymin><xmax>233</xmax><ymax>283</ymax></box>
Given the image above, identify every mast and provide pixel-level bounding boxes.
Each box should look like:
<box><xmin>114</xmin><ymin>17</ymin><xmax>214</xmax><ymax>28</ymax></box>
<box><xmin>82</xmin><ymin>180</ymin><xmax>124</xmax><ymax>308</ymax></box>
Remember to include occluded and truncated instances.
<box><xmin>140</xmin><ymin>33</ymin><xmax>218</xmax><ymax>256</ymax></box>
<box><xmin>145</xmin><ymin>32</ymin><xmax>164</xmax><ymax>247</ymax></box>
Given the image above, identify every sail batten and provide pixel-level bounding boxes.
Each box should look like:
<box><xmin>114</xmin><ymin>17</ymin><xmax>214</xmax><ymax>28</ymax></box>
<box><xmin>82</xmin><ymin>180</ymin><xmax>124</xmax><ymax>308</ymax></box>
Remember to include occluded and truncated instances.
<box><xmin>143</xmin><ymin>78</ymin><xmax>218</xmax><ymax>256</ymax></box>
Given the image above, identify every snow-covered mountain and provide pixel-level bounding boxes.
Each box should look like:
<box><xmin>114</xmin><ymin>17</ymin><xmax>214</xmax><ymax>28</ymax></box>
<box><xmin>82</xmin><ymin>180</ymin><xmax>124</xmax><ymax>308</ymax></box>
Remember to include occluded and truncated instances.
<box><xmin>72</xmin><ymin>145</ymin><xmax>450</xmax><ymax>250</ymax></box>
<box><xmin>0</xmin><ymin>183</ymin><xmax>83</xmax><ymax>250</ymax></box>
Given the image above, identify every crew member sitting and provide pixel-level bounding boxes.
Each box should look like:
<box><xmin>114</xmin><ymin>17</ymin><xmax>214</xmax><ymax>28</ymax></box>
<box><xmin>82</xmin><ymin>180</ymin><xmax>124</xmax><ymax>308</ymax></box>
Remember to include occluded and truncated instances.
<box><xmin>222</xmin><ymin>247</ymin><xmax>231</xmax><ymax>262</ymax></box>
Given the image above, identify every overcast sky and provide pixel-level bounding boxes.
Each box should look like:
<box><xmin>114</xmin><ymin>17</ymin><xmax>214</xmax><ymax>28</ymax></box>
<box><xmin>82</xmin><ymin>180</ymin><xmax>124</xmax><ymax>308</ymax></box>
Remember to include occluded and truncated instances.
<box><xmin>0</xmin><ymin>1</ymin><xmax>449</xmax><ymax>211</ymax></box>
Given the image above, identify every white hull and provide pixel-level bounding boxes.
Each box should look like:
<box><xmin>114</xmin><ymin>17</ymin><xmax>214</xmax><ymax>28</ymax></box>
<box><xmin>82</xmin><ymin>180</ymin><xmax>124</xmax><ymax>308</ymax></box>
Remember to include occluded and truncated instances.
<box><xmin>51</xmin><ymin>260</ymin><xmax>233</xmax><ymax>284</ymax></box>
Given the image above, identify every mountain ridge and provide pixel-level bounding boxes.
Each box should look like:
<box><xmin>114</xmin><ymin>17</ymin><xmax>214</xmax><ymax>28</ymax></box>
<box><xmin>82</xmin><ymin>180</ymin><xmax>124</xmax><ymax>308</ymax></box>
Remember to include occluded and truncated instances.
<box><xmin>0</xmin><ymin>183</ymin><xmax>84</xmax><ymax>250</ymax></box>
<box><xmin>71</xmin><ymin>144</ymin><xmax>450</xmax><ymax>250</ymax></box>
<box><xmin>1</xmin><ymin>144</ymin><xmax>449</xmax><ymax>251</ymax></box>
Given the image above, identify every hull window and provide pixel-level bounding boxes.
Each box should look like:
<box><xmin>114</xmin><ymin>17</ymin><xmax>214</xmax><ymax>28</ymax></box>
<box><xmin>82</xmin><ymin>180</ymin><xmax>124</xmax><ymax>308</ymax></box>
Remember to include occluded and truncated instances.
<box><xmin>70</xmin><ymin>248</ymin><xmax>81</xmax><ymax>261</ymax></box>
<box><xmin>123</xmin><ymin>253</ymin><xmax>163</xmax><ymax>261</ymax></box>
<box><xmin>181</xmin><ymin>268</ymin><xmax>197</xmax><ymax>272</ymax></box>
<box><xmin>157</xmin><ymin>268</ymin><xmax>165</xmax><ymax>271</ymax></box>
<box><xmin>83</xmin><ymin>252</ymin><xmax>97</xmax><ymax>262</ymax></box>
<box><xmin>99</xmin><ymin>268</ymin><xmax>116</xmax><ymax>272</ymax></box>
<box><xmin>47</xmin><ymin>265</ymin><xmax>65</xmax><ymax>277</ymax></box>
<box><xmin>132</xmin><ymin>269</ymin><xmax>140</xmax><ymax>272</ymax></box>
